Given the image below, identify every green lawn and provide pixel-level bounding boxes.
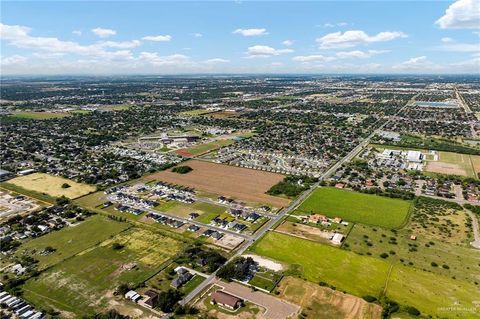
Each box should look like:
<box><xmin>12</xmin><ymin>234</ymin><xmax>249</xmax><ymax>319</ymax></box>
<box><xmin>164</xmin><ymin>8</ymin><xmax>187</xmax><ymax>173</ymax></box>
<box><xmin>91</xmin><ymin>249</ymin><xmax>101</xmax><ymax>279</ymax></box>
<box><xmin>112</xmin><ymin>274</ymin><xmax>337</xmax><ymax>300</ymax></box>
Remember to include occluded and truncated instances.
<box><xmin>180</xmin><ymin>275</ymin><xmax>205</xmax><ymax>295</ymax></box>
<box><xmin>16</xmin><ymin>215</ymin><xmax>129</xmax><ymax>269</ymax></box>
<box><xmin>195</xmin><ymin>211</ymin><xmax>220</xmax><ymax>224</ymax></box>
<box><xmin>251</xmin><ymin>232</ymin><xmax>480</xmax><ymax>319</ymax></box>
<box><xmin>249</xmin><ymin>270</ymin><xmax>282</xmax><ymax>292</ymax></box>
<box><xmin>295</xmin><ymin>187</ymin><xmax>411</xmax><ymax>229</ymax></box>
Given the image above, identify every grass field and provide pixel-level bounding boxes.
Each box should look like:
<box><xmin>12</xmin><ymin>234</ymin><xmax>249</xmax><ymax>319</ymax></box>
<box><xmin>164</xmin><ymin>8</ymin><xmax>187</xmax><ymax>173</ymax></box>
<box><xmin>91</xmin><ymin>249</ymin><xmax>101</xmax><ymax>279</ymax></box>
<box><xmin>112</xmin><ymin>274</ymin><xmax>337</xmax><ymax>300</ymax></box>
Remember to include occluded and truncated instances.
<box><xmin>250</xmin><ymin>232</ymin><xmax>389</xmax><ymax>297</ymax></box>
<box><xmin>176</xmin><ymin>139</ymin><xmax>234</xmax><ymax>156</ymax></box>
<box><xmin>295</xmin><ymin>187</ymin><xmax>411</xmax><ymax>229</ymax></box>
<box><xmin>22</xmin><ymin>228</ymin><xmax>183</xmax><ymax>316</ymax></box>
<box><xmin>16</xmin><ymin>215</ymin><xmax>129</xmax><ymax>269</ymax></box>
<box><xmin>144</xmin><ymin>160</ymin><xmax>290</xmax><ymax>207</ymax></box>
<box><xmin>0</xmin><ymin>183</ymin><xmax>56</xmax><ymax>204</ymax></box>
<box><xmin>344</xmin><ymin>223</ymin><xmax>480</xmax><ymax>283</ymax></box>
<box><xmin>7</xmin><ymin>173</ymin><xmax>96</xmax><ymax>199</ymax></box>
<box><xmin>251</xmin><ymin>232</ymin><xmax>480</xmax><ymax>318</ymax></box>
<box><xmin>9</xmin><ymin>111</ymin><xmax>71</xmax><ymax>120</ymax></box>
<box><xmin>425</xmin><ymin>151</ymin><xmax>476</xmax><ymax>177</ymax></box>
<box><xmin>156</xmin><ymin>200</ymin><xmax>226</xmax><ymax>219</ymax></box>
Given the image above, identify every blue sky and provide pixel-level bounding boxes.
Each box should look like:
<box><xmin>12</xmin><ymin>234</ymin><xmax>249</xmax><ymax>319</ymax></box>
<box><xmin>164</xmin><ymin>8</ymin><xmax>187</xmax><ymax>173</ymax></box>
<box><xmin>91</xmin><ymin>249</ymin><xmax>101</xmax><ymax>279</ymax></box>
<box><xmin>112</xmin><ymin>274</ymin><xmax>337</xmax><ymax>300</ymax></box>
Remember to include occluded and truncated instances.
<box><xmin>1</xmin><ymin>0</ymin><xmax>479</xmax><ymax>74</ymax></box>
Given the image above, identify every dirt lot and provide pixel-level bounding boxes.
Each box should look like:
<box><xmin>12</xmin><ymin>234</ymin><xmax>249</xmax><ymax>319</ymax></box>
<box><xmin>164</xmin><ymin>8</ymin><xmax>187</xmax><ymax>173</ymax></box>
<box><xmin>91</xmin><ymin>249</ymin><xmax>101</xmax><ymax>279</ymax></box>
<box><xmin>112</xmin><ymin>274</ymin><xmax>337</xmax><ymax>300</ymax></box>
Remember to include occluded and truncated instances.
<box><xmin>276</xmin><ymin>276</ymin><xmax>382</xmax><ymax>319</ymax></box>
<box><xmin>275</xmin><ymin>221</ymin><xmax>333</xmax><ymax>244</ymax></box>
<box><xmin>425</xmin><ymin>162</ymin><xmax>467</xmax><ymax>177</ymax></box>
<box><xmin>210</xmin><ymin>234</ymin><xmax>244</xmax><ymax>251</ymax></box>
<box><xmin>145</xmin><ymin>160</ymin><xmax>290</xmax><ymax>207</ymax></box>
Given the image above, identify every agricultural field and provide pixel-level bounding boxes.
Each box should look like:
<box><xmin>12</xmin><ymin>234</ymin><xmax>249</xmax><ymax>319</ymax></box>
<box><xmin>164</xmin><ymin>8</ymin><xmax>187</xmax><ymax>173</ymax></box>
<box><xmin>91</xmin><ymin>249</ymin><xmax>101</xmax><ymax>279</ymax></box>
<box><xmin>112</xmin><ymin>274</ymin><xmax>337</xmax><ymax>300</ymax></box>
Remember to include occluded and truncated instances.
<box><xmin>425</xmin><ymin>151</ymin><xmax>477</xmax><ymax>177</ymax></box>
<box><xmin>471</xmin><ymin>154</ymin><xmax>480</xmax><ymax>178</ymax></box>
<box><xmin>6</xmin><ymin>173</ymin><xmax>96</xmax><ymax>199</ymax></box>
<box><xmin>251</xmin><ymin>232</ymin><xmax>480</xmax><ymax>318</ymax></box>
<box><xmin>144</xmin><ymin>160</ymin><xmax>290</xmax><ymax>207</ymax></box>
<box><xmin>9</xmin><ymin>111</ymin><xmax>71</xmax><ymax>120</ymax></box>
<box><xmin>275</xmin><ymin>276</ymin><xmax>382</xmax><ymax>319</ymax></box>
<box><xmin>295</xmin><ymin>187</ymin><xmax>411</xmax><ymax>229</ymax></box>
<box><xmin>16</xmin><ymin>215</ymin><xmax>129</xmax><ymax>269</ymax></box>
<box><xmin>175</xmin><ymin>139</ymin><xmax>234</xmax><ymax>157</ymax></box>
<box><xmin>22</xmin><ymin>228</ymin><xmax>183</xmax><ymax>317</ymax></box>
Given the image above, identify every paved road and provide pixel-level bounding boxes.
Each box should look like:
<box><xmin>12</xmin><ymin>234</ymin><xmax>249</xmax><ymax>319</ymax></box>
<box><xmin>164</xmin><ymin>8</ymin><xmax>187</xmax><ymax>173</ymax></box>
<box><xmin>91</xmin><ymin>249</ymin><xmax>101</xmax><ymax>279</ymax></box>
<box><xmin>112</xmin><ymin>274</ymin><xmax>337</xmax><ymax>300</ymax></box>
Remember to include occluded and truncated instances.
<box><xmin>179</xmin><ymin>97</ymin><xmax>415</xmax><ymax>307</ymax></box>
<box><xmin>455</xmin><ymin>87</ymin><xmax>472</xmax><ymax>114</ymax></box>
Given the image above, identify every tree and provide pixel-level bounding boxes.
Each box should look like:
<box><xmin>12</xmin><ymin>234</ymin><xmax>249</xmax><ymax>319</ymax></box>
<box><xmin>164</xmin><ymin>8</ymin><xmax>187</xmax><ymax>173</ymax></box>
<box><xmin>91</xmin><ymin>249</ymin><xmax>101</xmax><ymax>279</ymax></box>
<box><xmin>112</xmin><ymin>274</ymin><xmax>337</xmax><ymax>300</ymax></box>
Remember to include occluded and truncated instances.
<box><xmin>155</xmin><ymin>289</ymin><xmax>182</xmax><ymax>313</ymax></box>
<box><xmin>172</xmin><ymin>166</ymin><xmax>193</xmax><ymax>174</ymax></box>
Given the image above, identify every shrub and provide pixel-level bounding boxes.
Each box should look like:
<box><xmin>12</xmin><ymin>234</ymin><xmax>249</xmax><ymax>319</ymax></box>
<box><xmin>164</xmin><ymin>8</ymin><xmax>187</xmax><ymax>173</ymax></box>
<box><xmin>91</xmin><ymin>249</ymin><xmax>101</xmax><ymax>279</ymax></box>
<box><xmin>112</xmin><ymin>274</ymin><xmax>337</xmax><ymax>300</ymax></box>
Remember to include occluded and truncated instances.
<box><xmin>172</xmin><ymin>166</ymin><xmax>193</xmax><ymax>174</ymax></box>
<box><xmin>380</xmin><ymin>253</ymin><xmax>389</xmax><ymax>259</ymax></box>
<box><xmin>406</xmin><ymin>306</ymin><xmax>421</xmax><ymax>316</ymax></box>
<box><xmin>362</xmin><ymin>295</ymin><xmax>377</xmax><ymax>303</ymax></box>
<box><xmin>112</xmin><ymin>243</ymin><xmax>124</xmax><ymax>250</ymax></box>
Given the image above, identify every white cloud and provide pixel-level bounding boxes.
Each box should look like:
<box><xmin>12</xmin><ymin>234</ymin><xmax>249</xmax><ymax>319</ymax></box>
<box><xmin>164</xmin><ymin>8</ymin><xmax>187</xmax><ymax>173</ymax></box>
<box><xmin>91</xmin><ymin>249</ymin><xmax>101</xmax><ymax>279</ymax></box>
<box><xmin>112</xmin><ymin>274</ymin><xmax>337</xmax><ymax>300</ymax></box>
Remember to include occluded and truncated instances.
<box><xmin>292</xmin><ymin>55</ymin><xmax>335</xmax><ymax>63</ymax></box>
<box><xmin>91</xmin><ymin>27</ymin><xmax>116</xmax><ymax>38</ymax></box>
<box><xmin>0</xmin><ymin>23</ymin><xmax>138</xmax><ymax>58</ymax></box>
<box><xmin>0</xmin><ymin>23</ymin><xmax>30</xmax><ymax>39</ymax></box>
<box><xmin>204</xmin><ymin>58</ymin><xmax>230</xmax><ymax>64</ymax></box>
<box><xmin>99</xmin><ymin>40</ymin><xmax>141</xmax><ymax>49</ymax></box>
<box><xmin>193</xmin><ymin>33</ymin><xmax>203</xmax><ymax>38</ymax></box>
<box><xmin>233</xmin><ymin>28</ymin><xmax>268</xmax><ymax>37</ymax></box>
<box><xmin>323</xmin><ymin>22</ymin><xmax>348</xmax><ymax>28</ymax></box>
<box><xmin>392</xmin><ymin>56</ymin><xmax>440</xmax><ymax>71</ymax></box>
<box><xmin>436</xmin><ymin>38</ymin><xmax>480</xmax><ymax>52</ymax></box>
<box><xmin>336</xmin><ymin>49</ymin><xmax>389</xmax><ymax>59</ymax></box>
<box><xmin>282</xmin><ymin>40</ymin><xmax>294</xmax><ymax>46</ymax></box>
<box><xmin>440</xmin><ymin>43</ymin><xmax>480</xmax><ymax>52</ymax></box>
<box><xmin>72</xmin><ymin>30</ymin><xmax>82</xmax><ymax>36</ymax></box>
<box><xmin>435</xmin><ymin>0</ymin><xmax>480</xmax><ymax>29</ymax></box>
<box><xmin>316</xmin><ymin>30</ymin><xmax>407</xmax><ymax>49</ymax></box>
<box><xmin>246</xmin><ymin>45</ymin><xmax>293</xmax><ymax>58</ymax></box>
<box><xmin>142</xmin><ymin>35</ymin><xmax>172</xmax><ymax>42</ymax></box>
<box><xmin>139</xmin><ymin>52</ymin><xmax>190</xmax><ymax>66</ymax></box>
<box><xmin>1</xmin><ymin>55</ymin><xmax>27</xmax><ymax>66</ymax></box>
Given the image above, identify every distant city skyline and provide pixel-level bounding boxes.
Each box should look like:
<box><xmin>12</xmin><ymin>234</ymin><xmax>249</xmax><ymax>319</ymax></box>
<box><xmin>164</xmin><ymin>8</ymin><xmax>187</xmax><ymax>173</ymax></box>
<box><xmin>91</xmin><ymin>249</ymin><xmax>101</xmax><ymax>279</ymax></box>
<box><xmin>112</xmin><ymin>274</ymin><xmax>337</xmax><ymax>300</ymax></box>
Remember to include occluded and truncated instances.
<box><xmin>1</xmin><ymin>0</ymin><xmax>479</xmax><ymax>75</ymax></box>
